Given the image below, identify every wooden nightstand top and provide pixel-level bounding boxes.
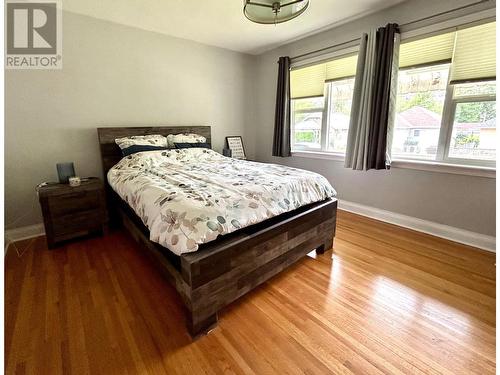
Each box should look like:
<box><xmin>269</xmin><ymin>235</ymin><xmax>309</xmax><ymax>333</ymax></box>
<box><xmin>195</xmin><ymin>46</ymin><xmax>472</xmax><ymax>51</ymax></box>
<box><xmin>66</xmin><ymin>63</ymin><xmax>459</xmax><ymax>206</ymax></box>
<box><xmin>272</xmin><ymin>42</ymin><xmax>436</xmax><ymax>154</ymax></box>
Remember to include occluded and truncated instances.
<box><xmin>37</xmin><ymin>178</ymin><xmax>103</xmax><ymax>198</ymax></box>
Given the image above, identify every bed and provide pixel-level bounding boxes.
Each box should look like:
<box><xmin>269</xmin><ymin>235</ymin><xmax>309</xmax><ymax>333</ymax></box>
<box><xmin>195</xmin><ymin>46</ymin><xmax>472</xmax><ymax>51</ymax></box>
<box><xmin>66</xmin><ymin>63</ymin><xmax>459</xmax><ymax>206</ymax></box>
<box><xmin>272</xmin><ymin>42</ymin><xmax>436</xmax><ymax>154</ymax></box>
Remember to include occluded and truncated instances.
<box><xmin>98</xmin><ymin>126</ymin><xmax>337</xmax><ymax>337</ymax></box>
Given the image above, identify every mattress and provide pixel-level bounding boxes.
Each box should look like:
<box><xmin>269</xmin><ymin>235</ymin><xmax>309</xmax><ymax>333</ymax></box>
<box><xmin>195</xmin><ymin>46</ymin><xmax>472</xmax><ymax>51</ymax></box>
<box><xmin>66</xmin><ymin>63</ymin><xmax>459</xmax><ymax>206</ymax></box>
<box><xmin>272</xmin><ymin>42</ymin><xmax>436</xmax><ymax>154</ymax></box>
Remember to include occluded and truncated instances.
<box><xmin>108</xmin><ymin>148</ymin><xmax>336</xmax><ymax>255</ymax></box>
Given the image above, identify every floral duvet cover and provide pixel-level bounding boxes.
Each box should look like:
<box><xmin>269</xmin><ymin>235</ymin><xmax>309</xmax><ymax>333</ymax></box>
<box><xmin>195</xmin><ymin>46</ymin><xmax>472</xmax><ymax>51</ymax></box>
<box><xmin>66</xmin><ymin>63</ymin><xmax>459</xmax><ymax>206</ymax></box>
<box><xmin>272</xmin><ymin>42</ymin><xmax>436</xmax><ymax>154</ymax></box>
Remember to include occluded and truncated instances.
<box><xmin>108</xmin><ymin>148</ymin><xmax>336</xmax><ymax>255</ymax></box>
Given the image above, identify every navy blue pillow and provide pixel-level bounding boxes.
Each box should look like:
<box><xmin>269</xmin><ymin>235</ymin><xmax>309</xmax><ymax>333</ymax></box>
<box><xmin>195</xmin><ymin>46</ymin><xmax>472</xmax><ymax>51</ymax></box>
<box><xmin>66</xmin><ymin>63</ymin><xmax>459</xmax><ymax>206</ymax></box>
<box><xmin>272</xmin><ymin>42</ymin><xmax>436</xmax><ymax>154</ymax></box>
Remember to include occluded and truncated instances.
<box><xmin>121</xmin><ymin>145</ymin><xmax>169</xmax><ymax>156</ymax></box>
<box><xmin>174</xmin><ymin>142</ymin><xmax>211</xmax><ymax>149</ymax></box>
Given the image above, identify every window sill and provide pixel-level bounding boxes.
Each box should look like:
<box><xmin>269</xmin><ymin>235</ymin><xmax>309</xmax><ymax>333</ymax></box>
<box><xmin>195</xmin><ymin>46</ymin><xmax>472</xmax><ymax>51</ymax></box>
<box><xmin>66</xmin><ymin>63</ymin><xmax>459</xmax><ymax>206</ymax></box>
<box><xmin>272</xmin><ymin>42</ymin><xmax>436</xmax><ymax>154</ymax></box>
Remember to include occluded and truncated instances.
<box><xmin>391</xmin><ymin>159</ymin><xmax>496</xmax><ymax>178</ymax></box>
<box><xmin>291</xmin><ymin>151</ymin><xmax>496</xmax><ymax>178</ymax></box>
<box><xmin>291</xmin><ymin>150</ymin><xmax>345</xmax><ymax>161</ymax></box>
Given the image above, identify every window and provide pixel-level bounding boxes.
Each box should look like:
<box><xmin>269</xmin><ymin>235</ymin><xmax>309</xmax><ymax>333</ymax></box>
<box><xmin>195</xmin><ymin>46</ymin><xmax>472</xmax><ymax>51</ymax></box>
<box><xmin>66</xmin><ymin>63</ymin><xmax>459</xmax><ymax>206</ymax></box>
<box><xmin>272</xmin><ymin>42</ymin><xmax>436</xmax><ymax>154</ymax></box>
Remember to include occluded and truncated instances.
<box><xmin>289</xmin><ymin>21</ymin><xmax>496</xmax><ymax>169</ymax></box>
<box><xmin>326</xmin><ymin>78</ymin><xmax>355</xmax><ymax>153</ymax></box>
<box><xmin>393</xmin><ymin>64</ymin><xmax>449</xmax><ymax>160</ymax></box>
<box><xmin>291</xmin><ymin>97</ymin><xmax>324</xmax><ymax>149</ymax></box>
<box><xmin>447</xmin><ymin>82</ymin><xmax>496</xmax><ymax>161</ymax></box>
<box><xmin>391</xmin><ymin>21</ymin><xmax>496</xmax><ymax>167</ymax></box>
<box><xmin>290</xmin><ymin>53</ymin><xmax>357</xmax><ymax>153</ymax></box>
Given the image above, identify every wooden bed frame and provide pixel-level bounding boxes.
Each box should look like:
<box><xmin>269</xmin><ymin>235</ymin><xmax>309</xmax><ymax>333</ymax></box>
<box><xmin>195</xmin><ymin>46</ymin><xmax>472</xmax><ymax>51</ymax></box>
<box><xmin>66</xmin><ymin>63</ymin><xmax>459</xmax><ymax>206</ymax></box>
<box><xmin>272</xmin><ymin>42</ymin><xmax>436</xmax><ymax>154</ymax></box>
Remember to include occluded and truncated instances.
<box><xmin>97</xmin><ymin>126</ymin><xmax>337</xmax><ymax>337</ymax></box>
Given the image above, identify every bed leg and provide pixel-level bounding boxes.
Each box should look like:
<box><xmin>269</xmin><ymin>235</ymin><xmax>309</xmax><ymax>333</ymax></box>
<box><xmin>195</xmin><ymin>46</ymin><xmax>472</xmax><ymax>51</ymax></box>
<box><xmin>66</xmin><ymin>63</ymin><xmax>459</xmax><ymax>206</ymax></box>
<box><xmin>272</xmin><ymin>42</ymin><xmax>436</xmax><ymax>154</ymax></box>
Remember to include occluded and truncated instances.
<box><xmin>316</xmin><ymin>234</ymin><xmax>334</xmax><ymax>255</ymax></box>
<box><xmin>187</xmin><ymin>312</ymin><xmax>218</xmax><ymax>338</ymax></box>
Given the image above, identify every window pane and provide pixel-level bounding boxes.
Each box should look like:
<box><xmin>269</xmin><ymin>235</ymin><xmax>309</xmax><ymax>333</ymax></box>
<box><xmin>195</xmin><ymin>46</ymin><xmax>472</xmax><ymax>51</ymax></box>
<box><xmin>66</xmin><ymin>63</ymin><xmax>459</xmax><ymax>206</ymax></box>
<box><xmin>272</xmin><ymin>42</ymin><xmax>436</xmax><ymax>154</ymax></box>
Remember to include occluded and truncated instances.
<box><xmin>448</xmin><ymin>101</ymin><xmax>496</xmax><ymax>160</ymax></box>
<box><xmin>392</xmin><ymin>64</ymin><xmax>449</xmax><ymax>160</ymax></box>
<box><xmin>327</xmin><ymin>78</ymin><xmax>355</xmax><ymax>153</ymax></box>
<box><xmin>453</xmin><ymin>81</ymin><xmax>496</xmax><ymax>98</ymax></box>
<box><xmin>291</xmin><ymin>97</ymin><xmax>324</xmax><ymax>150</ymax></box>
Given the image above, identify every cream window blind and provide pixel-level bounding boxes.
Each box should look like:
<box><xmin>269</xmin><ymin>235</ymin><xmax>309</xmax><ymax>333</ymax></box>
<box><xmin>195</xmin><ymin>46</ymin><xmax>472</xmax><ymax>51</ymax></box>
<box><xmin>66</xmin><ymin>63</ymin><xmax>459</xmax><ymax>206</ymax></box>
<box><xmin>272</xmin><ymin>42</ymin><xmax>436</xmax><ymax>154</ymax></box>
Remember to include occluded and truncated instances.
<box><xmin>290</xmin><ymin>63</ymin><xmax>326</xmax><ymax>99</ymax></box>
<box><xmin>326</xmin><ymin>54</ymin><xmax>358</xmax><ymax>82</ymax></box>
<box><xmin>450</xmin><ymin>22</ymin><xmax>496</xmax><ymax>84</ymax></box>
<box><xmin>399</xmin><ymin>32</ymin><xmax>455</xmax><ymax>68</ymax></box>
<box><xmin>290</xmin><ymin>54</ymin><xmax>358</xmax><ymax>99</ymax></box>
<box><xmin>291</xmin><ymin>21</ymin><xmax>496</xmax><ymax>99</ymax></box>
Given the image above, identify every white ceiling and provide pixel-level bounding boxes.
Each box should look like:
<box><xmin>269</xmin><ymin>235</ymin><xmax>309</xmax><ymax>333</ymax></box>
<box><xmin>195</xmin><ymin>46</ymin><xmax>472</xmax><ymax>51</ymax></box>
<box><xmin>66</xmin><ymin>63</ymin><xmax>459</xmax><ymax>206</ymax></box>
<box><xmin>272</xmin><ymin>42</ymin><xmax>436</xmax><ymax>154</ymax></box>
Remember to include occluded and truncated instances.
<box><xmin>63</xmin><ymin>0</ymin><xmax>406</xmax><ymax>55</ymax></box>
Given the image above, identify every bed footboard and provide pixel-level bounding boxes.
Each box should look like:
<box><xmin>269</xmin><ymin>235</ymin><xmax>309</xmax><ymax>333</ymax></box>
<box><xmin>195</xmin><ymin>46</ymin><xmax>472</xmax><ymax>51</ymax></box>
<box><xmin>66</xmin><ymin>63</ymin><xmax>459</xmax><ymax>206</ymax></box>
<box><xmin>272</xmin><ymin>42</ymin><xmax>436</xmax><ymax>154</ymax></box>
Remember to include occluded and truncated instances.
<box><xmin>181</xmin><ymin>198</ymin><xmax>337</xmax><ymax>336</ymax></box>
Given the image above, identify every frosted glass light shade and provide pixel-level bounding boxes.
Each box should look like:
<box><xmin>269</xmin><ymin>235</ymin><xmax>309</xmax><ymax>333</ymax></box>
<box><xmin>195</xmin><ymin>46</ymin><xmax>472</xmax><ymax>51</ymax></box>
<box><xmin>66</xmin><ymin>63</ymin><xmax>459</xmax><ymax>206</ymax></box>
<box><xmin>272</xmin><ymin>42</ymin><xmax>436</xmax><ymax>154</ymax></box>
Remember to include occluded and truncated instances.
<box><xmin>243</xmin><ymin>0</ymin><xmax>309</xmax><ymax>24</ymax></box>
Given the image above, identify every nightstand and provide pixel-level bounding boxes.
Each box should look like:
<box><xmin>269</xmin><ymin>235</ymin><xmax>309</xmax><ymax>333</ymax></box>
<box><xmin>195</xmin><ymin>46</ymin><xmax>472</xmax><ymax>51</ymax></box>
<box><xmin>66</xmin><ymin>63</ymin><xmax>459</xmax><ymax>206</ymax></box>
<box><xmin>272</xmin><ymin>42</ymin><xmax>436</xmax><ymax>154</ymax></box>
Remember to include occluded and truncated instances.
<box><xmin>37</xmin><ymin>178</ymin><xmax>107</xmax><ymax>248</ymax></box>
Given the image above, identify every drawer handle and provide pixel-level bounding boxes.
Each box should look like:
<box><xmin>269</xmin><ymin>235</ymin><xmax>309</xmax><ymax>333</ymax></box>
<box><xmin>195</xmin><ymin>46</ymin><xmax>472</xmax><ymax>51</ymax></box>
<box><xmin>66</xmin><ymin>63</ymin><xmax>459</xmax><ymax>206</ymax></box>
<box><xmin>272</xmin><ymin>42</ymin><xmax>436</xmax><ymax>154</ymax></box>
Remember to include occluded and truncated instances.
<box><xmin>63</xmin><ymin>191</ymin><xmax>88</xmax><ymax>199</ymax></box>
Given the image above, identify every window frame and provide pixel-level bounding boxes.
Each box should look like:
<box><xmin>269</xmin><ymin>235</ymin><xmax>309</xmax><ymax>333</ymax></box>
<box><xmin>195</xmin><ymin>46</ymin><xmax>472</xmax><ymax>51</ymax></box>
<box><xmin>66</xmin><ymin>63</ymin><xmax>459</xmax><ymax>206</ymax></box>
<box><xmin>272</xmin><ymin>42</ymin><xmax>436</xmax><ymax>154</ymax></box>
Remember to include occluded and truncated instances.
<box><xmin>320</xmin><ymin>88</ymin><xmax>330</xmax><ymax>151</ymax></box>
<box><xmin>290</xmin><ymin>95</ymin><xmax>326</xmax><ymax>151</ymax></box>
<box><xmin>291</xmin><ymin>78</ymin><xmax>354</xmax><ymax>156</ymax></box>
<box><xmin>391</xmin><ymin>66</ymin><xmax>496</xmax><ymax>168</ymax></box>
<box><xmin>324</xmin><ymin>77</ymin><xmax>356</xmax><ymax>154</ymax></box>
<box><xmin>391</xmin><ymin>62</ymin><xmax>451</xmax><ymax>162</ymax></box>
<box><xmin>439</xmin><ymin>84</ymin><xmax>496</xmax><ymax>167</ymax></box>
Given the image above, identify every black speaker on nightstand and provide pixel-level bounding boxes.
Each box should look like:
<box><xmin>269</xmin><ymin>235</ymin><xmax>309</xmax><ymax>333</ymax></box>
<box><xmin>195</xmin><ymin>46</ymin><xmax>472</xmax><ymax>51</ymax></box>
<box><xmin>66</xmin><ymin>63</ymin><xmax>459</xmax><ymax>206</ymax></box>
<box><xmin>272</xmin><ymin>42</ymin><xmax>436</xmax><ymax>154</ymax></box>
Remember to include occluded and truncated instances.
<box><xmin>56</xmin><ymin>162</ymin><xmax>75</xmax><ymax>184</ymax></box>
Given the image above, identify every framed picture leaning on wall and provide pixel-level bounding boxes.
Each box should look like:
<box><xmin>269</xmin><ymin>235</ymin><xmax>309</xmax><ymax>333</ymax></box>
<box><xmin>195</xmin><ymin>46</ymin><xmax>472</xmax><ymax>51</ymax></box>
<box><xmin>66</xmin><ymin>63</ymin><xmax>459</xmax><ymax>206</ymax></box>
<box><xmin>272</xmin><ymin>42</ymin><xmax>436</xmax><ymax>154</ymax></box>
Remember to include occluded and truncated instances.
<box><xmin>225</xmin><ymin>136</ymin><xmax>246</xmax><ymax>159</ymax></box>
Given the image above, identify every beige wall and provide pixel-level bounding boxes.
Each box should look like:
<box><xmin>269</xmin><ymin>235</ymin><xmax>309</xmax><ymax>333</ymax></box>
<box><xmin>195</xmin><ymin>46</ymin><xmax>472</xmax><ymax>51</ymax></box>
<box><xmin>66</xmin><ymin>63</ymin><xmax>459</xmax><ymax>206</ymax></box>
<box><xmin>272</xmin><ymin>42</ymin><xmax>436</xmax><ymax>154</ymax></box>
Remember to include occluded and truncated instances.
<box><xmin>5</xmin><ymin>11</ymin><xmax>256</xmax><ymax>229</ymax></box>
<box><xmin>252</xmin><ymin>0</ymin><xmax>496</xmax><ymax>236</ymax></box>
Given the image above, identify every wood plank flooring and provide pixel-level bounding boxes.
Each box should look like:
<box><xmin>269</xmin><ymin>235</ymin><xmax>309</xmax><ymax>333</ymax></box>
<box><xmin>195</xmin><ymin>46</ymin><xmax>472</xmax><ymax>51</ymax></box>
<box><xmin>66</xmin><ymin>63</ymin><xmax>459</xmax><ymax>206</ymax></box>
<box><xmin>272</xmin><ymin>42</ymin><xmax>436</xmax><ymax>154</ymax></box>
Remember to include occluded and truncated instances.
<box><xmin>5</xmin><ymin>210</ymin><xmax>496</xmax><ymax>374</ymax></box>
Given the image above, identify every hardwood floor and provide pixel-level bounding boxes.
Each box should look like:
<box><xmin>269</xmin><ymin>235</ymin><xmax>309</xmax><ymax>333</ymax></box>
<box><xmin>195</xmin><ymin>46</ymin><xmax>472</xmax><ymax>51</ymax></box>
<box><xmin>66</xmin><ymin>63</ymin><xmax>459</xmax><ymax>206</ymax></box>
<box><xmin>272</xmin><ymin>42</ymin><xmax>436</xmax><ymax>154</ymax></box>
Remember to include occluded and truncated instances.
<box><xmin>5</xmin><ymin>210</ymin><xmax>496</xmax><ymax>374</ymax></box>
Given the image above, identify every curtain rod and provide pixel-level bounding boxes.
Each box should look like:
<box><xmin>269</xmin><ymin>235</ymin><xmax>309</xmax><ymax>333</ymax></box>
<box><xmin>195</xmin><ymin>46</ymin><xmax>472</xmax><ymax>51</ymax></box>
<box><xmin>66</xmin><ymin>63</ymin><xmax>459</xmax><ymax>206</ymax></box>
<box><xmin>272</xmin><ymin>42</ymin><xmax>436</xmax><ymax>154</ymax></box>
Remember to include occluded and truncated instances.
<box><xmin>289</xmin><ymin>0</ymin><xmax>490</xmax><ymax>61</ymax></box>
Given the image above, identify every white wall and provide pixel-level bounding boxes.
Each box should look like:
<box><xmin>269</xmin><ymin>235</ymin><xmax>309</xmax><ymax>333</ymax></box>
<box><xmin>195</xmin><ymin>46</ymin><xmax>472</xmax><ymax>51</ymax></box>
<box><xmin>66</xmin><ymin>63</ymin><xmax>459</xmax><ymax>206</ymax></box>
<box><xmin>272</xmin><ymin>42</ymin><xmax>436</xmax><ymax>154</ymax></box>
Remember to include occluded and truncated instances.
<box><xmin>5</xmin><ymin>11</ymin><xmax>256</xmax><ymax>229</ymax></box>
<box><xmin>252</xmin><ymin>0</ymin><xmax>496</xmax><ymax>236</ymax></box>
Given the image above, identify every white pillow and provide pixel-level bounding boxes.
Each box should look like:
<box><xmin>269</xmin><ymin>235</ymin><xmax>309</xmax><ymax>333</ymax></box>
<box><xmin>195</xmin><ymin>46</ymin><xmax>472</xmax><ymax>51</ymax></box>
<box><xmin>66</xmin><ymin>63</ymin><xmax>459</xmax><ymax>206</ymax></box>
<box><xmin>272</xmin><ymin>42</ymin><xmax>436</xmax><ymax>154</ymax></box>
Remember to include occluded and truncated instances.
<box><xmin>115</xmin><ymin>134</ymin><xmax>168</xmax><ymax>150</ymax></box>
<box><xmin>166</xmin><ymin>133</ymin><xmax>206</xmax><ymax>147</ymax></box>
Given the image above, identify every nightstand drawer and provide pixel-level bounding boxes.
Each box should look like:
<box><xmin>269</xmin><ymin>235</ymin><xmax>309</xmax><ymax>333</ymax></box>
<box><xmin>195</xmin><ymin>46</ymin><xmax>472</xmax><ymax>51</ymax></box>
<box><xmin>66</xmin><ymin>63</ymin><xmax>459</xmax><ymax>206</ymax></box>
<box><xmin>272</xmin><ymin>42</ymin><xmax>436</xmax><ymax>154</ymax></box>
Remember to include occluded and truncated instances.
<box><xmin>48</xmin><ymin>190</ymin><xmax>102</xmax><ymax>216</ymax></box>
<box><xmin>51</xmin><ymin>209</ymin><xmax>105</xmax><ymax>236</ymax></box>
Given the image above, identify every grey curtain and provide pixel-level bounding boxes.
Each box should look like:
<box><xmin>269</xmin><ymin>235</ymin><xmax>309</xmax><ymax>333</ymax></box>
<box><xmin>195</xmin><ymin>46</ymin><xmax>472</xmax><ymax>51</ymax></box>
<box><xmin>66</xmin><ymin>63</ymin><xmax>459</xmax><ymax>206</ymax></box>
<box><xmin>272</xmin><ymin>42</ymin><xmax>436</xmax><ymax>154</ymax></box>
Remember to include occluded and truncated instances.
<box><xmin>345</xmin><ymin>23</ymin><xmax>400</xmax><ymax>170</ymax></box>
<box><xmin>385</xmin><ymin>32</ymin><xmax>400</xmax><ymax>168</ymax></box>
<box><xmin>344</xmin><ymin>31</ymin><xmax>376</xmax><ymax>170</ymax></box>
<box><xmin>273</xmin><ymin>56</ymin><xmax>291</xmax><ymax>157</ymax></box>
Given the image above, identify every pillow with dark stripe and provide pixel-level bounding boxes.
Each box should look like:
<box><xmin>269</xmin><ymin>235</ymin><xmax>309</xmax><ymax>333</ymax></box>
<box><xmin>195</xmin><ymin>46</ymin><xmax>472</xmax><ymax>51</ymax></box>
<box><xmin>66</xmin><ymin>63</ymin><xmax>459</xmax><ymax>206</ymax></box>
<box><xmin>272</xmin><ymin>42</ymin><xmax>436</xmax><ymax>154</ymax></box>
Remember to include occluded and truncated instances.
<box><xmin>121</xmin><ymin>145</ymin><xmax>169</xmax><ymax>156</ymax></box>
<box><xmin>174</xmin><ymin>142</ymin><xmax>211</xmax><ymax>149</ymax></box>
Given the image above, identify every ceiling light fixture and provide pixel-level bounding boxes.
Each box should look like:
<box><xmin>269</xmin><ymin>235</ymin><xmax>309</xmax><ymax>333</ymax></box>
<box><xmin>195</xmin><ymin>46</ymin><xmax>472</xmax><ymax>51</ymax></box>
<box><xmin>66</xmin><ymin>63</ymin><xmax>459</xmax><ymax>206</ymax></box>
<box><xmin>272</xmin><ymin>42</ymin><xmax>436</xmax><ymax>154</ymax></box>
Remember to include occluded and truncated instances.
<box><xmin>243</xmin><ymin>0</ymin><xmax>309</xmax><ymax>25</ymax></box>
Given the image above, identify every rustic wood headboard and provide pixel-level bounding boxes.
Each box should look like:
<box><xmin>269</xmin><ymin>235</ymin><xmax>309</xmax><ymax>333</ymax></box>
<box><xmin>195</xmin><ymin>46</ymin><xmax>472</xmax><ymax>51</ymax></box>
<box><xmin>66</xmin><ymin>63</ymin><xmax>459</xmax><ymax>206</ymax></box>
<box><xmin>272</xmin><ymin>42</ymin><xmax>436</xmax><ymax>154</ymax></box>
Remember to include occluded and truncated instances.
<box><xmin>97</xmin><ymin>126</ymin><xmax>211</xmax><ymax>176</ymax></box>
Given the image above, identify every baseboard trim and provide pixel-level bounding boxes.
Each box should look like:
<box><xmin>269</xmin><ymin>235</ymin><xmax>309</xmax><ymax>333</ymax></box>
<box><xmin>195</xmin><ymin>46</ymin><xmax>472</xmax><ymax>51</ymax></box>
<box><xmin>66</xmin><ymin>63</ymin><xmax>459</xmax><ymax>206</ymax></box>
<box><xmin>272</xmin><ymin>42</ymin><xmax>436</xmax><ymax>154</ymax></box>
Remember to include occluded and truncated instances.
<box><xmin>338</xmin><ymin>200</ymin><xmax>496</xmax><ymax>252</ymax></box>
<box><xmin>5</xmin><ymin>224</ymin><xmax>45</xmax><ymax>254</ymax></box>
